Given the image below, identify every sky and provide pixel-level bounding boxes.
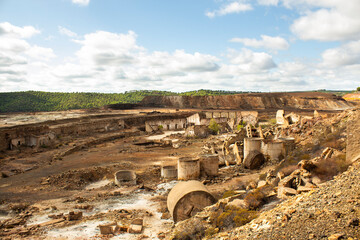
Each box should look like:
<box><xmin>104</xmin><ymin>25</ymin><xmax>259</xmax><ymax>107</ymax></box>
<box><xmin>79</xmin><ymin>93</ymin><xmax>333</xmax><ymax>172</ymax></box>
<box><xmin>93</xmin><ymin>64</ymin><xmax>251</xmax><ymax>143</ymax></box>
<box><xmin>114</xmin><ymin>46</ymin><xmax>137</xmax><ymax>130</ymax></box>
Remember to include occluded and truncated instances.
<box><xmin>0</xmin><ymin>0</ymin><xmax>360</xmax><ymax>93</ymax></box>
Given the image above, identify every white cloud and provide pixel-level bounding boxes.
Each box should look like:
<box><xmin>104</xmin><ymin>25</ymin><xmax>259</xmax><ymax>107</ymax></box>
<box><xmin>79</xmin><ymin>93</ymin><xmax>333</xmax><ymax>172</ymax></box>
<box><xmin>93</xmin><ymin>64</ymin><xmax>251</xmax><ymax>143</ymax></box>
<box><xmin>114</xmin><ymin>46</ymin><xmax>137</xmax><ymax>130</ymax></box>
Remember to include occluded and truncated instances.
<box><xmin>226</xmin><ymin>48</ymin><xmax>277</xmax><ymax>72</ymax></box>
<box><xmin>206</xmin><ymin>1</ymin><xmax>253</xmax><ymax>18</ymax></box>
<box><xmin>72</xmin><ymin>0</ymin><xmax>90</xmax><ymax>6</ymax></box>
<box><xmin>2</xmin><ymin>21</ymin><xmax>359</xmax><ymax>93</ymax></box>
<box><xmin>26</xmin><ymin>45</ymin><xmax>56</xmax><ymax>61</ymax></box>
<box><xmin>0</xmin><ymin>22</ymin><xmax>57</xmax><ymax>90</ymax></box>
<box><xmin>230</xmin><ymin>35</ymin><xmax>289</xmax><ymax>51</ymax></box>
<box><xmin>0</xmin><ymin>22</ymin><xmax>40</xmax><ymax>38</ymax></box>
<box><xmin>58</xmin><ymin>26</ymin><xmax>78</xmax><ymax>38</ymax></box>
<box><xmin>257</xmin><ymin>0</ymin><xmax>279</xmax><ymax>6</ymax></box>
<box><xmin>321</xmin><ymin>40</ymin><xmax>360</xmax><ymax>67</ymax></box>
<box><xmin>74</xmin><ymin>30</ymin><xmax>142</xmax><ymax>65</ymax></box>
<box><xmin>286</xmin><ymin>0</ymin><xmax>360</xmax><ymax>41</ymax></box>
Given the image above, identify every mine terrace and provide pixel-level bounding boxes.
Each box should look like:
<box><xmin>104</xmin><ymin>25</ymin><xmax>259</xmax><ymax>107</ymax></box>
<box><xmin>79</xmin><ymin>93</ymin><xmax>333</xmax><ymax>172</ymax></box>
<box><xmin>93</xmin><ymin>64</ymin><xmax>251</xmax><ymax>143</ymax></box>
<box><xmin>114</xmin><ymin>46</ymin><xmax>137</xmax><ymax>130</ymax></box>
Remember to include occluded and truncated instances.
<box><xmin>1</xmin><ymin>92</ymin><xmax>360</xmax><ymax>239</ymax></box>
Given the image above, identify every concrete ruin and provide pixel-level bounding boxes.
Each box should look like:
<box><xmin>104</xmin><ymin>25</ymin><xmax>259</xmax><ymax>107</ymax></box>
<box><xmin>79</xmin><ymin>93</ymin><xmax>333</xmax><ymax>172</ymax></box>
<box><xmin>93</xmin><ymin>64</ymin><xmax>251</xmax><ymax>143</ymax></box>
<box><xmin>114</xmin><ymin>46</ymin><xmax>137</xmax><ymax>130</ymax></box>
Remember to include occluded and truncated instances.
<box><xmin>145</xmin><ymin>118</ymin><xmax>187</xmax><ymax>132</ymax></box>
<box><xmin>199</xmin><ymin>154</ymin><xmax>219</xmax><ymax>177</ymax></box>
<box><xmin>177</xmin><ymin>157</ymin><xmax>200</xmax><ymax>180</ymax></box>
<box><xmin>161</xmin><ymin>166</ymin><xmax>177</xmax><ymax>179</ymax></box>
<box><xmin>167</xmin><ymin>180</ymin><xmax>216</xmax><ymax>222</ymax></box>
<box><xmin>114</xmin><ymin>170</ymin><xmax>137</xmax><ymax>186</ymax></box>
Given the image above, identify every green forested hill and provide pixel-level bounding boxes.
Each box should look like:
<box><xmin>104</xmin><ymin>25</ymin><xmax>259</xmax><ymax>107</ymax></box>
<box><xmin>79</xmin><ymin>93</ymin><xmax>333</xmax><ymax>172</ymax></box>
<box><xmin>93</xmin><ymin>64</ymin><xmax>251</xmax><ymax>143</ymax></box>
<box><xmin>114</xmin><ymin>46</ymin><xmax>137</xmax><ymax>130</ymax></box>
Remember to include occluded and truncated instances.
<box><xmin>0</xmin><ymin>90</ymin><xmax>243</xmax><ymax>113</ymax></box>
<box><xmin>0</xmin><ymin>89</ymin><xmax>349</xmax><ymax>113</ymax></box>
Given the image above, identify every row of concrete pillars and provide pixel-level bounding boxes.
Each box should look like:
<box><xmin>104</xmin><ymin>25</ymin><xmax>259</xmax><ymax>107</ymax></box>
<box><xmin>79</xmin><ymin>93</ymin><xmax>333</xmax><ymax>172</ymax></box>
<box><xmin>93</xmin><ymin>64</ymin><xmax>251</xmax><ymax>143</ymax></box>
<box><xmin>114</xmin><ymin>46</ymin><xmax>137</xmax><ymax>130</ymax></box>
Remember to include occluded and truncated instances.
<box><xmin>244</xmin><ymin>137</ymin><xmax>295</xmax><ymax>162</ymax></box>
<box><xmin>161</xmin><ymin>154</ymin><xmax>219</xmax><ymax>181</ymax></box>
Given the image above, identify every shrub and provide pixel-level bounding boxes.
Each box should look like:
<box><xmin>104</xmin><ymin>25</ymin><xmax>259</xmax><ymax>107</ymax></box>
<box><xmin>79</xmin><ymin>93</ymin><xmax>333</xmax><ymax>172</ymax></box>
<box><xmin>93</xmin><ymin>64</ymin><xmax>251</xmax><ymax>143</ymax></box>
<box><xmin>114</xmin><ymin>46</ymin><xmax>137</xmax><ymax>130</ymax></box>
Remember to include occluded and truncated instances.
<box><xmin>158</xmin><ymin>125</ymin><xmax>163</xmax><ymax>130</ymax></box>
<box><xmin>208</xmin><ymin>119</ymin><xmax>220</xmax><ymax>134</ymax></box>
<box><xmin>210</xmin><ymin>206</ymin><xmax>258</xmax><ymax>230</ymax></box>
<box><xmin>204</xmin><ymin>227</ymin><xmax>219</xmax><ymax>237</ymax></box>
<box><xmin>222</xmin><ymin>190</ymin><xmax>237</xmax><ymax>199</ymax></box>
<box><xmin>236</xmin><ymin>124</ymin><xmax>244</xmax><ymax>131</ymax></box>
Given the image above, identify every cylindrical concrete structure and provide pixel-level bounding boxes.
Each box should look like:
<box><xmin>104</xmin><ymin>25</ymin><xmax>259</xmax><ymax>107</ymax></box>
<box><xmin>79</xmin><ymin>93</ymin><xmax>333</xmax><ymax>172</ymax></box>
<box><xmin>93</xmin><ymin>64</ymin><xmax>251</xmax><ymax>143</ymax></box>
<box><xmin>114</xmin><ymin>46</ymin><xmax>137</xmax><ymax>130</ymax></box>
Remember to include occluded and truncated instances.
<box><xmin>161</xmin><ymin>165</ymin><xmax>177</xmax><ymax>179</ymax></box>
<box><xmin>167</xmin><ymin>180</ymin><xmax>217</xmax><ymax>223</ymax></box>
<box><xmin>114</xmin><ymin>170</ymin><xmax>136</xmax><ymax>186</ymax></box>
<box><xmin>278</xmin><ymin>137</ymin><xmax>295</xmax><ymax>156</ymax></box>
<box><xmin>261</xmin><ymin>140</ymin><xmax>284</xmax><ymax>161</ymax></box>
<box><xmin>178</xmin><ymin>157</ymin><xmax>200</xmax><ymax>180</ymax></box>
<box><xmin>243</xmin><ymin>150</ymin><xmax>265</xmax><ymax>169</ymax></box>
<box><xmin>244</xmin><ymin>137</ymin><xmax>263</xmax><ymax>160</ymax></box>
<box><xmin>199</xmin><ymin>154</ymin><xmax>219</xmax><ymax>177</ymax></box>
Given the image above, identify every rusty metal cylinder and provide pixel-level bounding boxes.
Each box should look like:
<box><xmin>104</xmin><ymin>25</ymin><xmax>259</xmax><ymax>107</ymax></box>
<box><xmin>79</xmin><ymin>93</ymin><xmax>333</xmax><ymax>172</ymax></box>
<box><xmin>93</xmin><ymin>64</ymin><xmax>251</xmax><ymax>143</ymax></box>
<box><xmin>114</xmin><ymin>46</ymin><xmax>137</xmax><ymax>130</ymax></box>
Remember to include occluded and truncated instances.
<box><xmin>167</xmin><ymin>180</ymin><xmax>216</xmax><ymax>223</ymax></box>
<box><xmin>244</xmin><ymin>137</ymin><xmax>263</xmax><ymax>160</ymax></box>
<box><xmin>178</xmin><ymin>157</ymin><xmax>200</xmax><ymax>180</ymax></box>
<box><xmin>199</xmin><ymin>154</ymin><xmax>219</xmax><ymax>176</ymax></box>
<box><xmin>114</xmin><ymin>170</ymin><xmax>136</xmax><ymax>186</ymax></box>
<box><xmin>161</xmin><ymin>165</ymin><xmax>177</xmax><ymax>179</ymax></box>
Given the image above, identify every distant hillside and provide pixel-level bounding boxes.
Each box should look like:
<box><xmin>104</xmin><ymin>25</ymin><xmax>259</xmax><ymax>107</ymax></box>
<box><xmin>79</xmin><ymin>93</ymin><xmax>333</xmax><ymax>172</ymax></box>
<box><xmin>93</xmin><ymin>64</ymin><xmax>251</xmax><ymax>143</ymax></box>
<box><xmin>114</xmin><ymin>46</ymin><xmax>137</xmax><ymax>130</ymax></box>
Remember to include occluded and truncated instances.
<box><xmin>0</xmin><ymin>90</ymin><xmax>244</xmax><ymax>113</ymax></box>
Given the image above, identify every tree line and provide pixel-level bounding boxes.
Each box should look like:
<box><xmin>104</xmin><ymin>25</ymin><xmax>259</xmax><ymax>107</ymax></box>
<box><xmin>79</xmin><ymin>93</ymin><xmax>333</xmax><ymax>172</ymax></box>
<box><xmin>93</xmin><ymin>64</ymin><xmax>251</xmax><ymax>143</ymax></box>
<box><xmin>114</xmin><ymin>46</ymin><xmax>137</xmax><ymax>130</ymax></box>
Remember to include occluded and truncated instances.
<box><xmin>0</xmin><ymin>90</ymin><xmax>245</xmax><ymax>113</ymax></box>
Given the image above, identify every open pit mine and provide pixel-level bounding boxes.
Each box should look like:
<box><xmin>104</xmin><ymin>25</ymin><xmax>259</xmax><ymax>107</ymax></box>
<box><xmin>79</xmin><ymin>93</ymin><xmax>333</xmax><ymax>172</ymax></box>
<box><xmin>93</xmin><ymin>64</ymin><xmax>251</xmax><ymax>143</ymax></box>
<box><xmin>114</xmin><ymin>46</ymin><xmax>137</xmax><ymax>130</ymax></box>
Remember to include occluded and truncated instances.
<box><xmin>1</xmin><ymin>92</ymin><xmax>360</xmax><ymax>239</ymax></box>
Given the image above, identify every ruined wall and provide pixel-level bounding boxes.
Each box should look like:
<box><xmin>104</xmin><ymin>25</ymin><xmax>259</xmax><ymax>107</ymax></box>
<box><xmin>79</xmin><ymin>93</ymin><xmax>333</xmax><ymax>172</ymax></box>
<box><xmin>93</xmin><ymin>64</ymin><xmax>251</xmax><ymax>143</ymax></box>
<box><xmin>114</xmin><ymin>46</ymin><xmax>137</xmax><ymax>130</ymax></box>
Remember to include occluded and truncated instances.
<box><xmin>0</xmin><ymin>112</ymin><xmax>192</xmax><ymax>151</ymax></box>
<box><xmin>0</xmin><ymin>124</ymin><xmax>50</xmax><ymax>150</ymax></box>
<box><xmin>145</xmin><ymin>118</ymin><xmax>187</xmax><ymax>132</ymax></box>
<box><xmin>141</xmin><ymin>92</ymin><xmax>353</xmax><ymax>111</ymax></box>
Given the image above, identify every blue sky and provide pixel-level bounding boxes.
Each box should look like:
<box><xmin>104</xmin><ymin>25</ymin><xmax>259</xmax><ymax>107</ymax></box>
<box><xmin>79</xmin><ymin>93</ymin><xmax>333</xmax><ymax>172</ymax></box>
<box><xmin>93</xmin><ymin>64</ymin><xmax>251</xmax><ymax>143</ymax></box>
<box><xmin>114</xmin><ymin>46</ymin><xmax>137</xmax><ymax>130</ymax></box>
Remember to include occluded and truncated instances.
<box><xmin>0</xmin><ymin>0</ymin><xmax>359</xmax><ymax>92</ymax></box>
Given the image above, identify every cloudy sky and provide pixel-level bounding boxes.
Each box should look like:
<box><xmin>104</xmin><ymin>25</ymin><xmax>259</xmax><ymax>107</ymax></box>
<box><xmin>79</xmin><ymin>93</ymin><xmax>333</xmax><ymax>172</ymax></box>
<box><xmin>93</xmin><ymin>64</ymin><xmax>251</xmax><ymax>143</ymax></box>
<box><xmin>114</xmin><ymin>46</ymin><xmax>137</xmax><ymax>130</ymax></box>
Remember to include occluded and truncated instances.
<box><xmin>0</xmin><ymin>0</ymin><xmax>360</xmax><ymax>93</ymax></box>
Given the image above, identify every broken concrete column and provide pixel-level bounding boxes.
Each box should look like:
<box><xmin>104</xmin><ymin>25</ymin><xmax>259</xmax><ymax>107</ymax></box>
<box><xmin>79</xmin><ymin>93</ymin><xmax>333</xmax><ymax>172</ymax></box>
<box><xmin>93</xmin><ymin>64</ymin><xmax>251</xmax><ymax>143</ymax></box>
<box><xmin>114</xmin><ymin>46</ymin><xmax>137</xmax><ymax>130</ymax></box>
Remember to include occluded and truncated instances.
<box><xmin>167</xmin><ymin>180</ymin><xmax>216</xmax><ymax>223</ymax></box>
<box><xmin>243</xmin><ymin>150</ymin><xmax>265</xmax><ymax>170</ymax></box>
<box><xmin>114</xmin><ymin>170</ymin><xmax>137</xmax><ymax>186</ymax></box>
<box><xmin>99</xmin><ymin>222</ymin><xmax>119</xmax><ymax>235</ymax></box>
<box><xmin>261</xmin><ymin>140</ymin><xmax>284</xmax><ymax>161</ymax></box>
<box><xmin>178</xmin><ymin>157</ymin><xmax>200</xmax><ymax>180</ymax></box>
<box><xmin>243</xmin><ymin>137</ymin><xmax>263</xmax><ymax>160</ymax></box>
<box><xmin>199</xmin><ymin>154</ymin><xmax>219</xmax><ymax>177</ymax></box>
<box><xmin>161</xmin><ymin>165</ymin><xmax>177</xmax><ymax>179</ymax></box>
<box><xmin>128</xmin><ymin>219</ymin><xmax>143</xmax><ymax>234</ymax></box>
<box><xmin>276</xmin><ymin>110</ymin><xmax>285</xmax><ymax>125</ymax></box>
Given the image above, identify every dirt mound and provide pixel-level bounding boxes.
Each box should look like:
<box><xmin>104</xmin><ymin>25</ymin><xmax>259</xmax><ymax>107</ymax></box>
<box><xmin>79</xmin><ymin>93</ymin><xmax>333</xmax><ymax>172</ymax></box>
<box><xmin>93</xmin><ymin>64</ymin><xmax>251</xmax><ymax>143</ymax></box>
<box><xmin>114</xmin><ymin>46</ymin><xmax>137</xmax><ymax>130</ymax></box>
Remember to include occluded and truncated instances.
<box><xmin>141</xmin><ymin>92</ymin><xmax>354</xmax><ymax>110</ymax></box>
<box><xmin>343</xmin><ymin>93</ymin><xmax>360</xmax><ymax>102</ymax></box>
<box><xmin>46</xmin><ymin>167</ymin><xmax>112</xmax><ymax>190</ymax></box>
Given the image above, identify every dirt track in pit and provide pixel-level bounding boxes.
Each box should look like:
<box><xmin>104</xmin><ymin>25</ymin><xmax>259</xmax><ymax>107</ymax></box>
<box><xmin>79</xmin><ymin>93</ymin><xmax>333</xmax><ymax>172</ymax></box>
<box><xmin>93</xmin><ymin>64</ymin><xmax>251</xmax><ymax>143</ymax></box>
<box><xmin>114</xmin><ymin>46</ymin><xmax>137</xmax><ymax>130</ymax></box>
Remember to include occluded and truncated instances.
<box><xmin>0</xmin><ymin>133</ymin><xmax>203</xmax><ymax>204</ymax></box>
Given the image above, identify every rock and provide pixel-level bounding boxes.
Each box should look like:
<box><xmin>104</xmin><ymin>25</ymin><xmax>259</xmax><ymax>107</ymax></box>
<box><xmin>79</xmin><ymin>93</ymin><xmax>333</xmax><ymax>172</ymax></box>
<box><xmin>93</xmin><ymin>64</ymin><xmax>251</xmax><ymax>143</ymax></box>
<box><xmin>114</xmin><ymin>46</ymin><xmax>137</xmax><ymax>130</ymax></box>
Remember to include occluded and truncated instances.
<box><xmin>128</xmin><ymin>224</ymin><xmax>143</xmax><ymax>234</ymax></box>
<box><xmin>298</xmin><ymin>160</ymin><xmax>317</xmax><ymax>171</ymax></box>
<box><xmin>311</xmin><ymin>176</ymin><xmax>323</xmax><ymax>185</ymax></box>
<box><xmin>348</xmin><ymin>218</ymin><xmax>359</xmax><ymax>227</ymax></box>
<box><xmin>278</xmin><ymin>186</ymin><xmax>297</xmax><ymax>198</ymax></box>
<box><xmin>39</xmin><ymin>218</ymin><xmax>65</xmax><ymax>227</ymax></box>
<box><xmin>65</xmin><ymin>211</ymin><xmax>82</xmax><ymax>221</ymax></box>
<box><xmin>257</xmin><ymin>180</ymin><xmax>267</xmax><ymax>188</ymax></box>
<box><xmin>161</xmin><ymin>212</ymin><xmax>171</xmax><ymax>219</ymax></box>
<box><xmin>99</xmin><ymin>222</ymin><xmax>118</xmax><ymax>235</ymax></box>
<box><xmin>128</xmin><ymin>218</ymin><xmax>143</xmax><ymax>234</ymax></box>
<box><xmin>227</xmin><ymin>199</ymin><xmax>248</xmax><ymax>209</ymax></box>
<box><xmin>297</xmin><ymin>186</ymin><xmax>315</xmax><ymax>193</ymax></box>
<box><xmin>328</xmin><ymin>233</ymin><xmax>344</xmax><ymax>240</ymax></box>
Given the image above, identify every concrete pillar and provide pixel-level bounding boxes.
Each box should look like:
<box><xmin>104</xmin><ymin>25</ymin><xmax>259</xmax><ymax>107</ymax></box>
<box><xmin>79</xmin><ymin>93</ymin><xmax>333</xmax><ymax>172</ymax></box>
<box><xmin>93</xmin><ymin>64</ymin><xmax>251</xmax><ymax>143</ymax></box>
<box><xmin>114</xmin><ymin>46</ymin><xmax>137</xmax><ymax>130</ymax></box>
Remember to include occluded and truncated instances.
<box><xmin>177</xmin><ymin>157</ymin><xmax>200</xmax><ymax>180</ymax></box>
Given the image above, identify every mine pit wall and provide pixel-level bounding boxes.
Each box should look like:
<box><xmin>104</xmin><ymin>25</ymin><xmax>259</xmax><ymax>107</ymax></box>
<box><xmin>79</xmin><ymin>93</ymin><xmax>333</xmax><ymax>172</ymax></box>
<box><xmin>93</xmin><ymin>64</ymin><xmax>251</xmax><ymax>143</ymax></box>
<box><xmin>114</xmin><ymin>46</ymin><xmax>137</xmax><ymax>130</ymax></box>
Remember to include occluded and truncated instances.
<box><xmin>141</xmin><ymin>92</ymin><xmax>354</xmax><ymax>111</ymax></box>
<box><xmin>0</xmin><ymin>112</ymin><xmax>192</xmax><ymax>152</ymax></box>
<box><xmin>346</xmin><ymin>109</ymin><xmax>360</xmax><ymax>163</ymax></box>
